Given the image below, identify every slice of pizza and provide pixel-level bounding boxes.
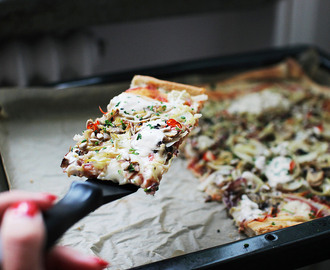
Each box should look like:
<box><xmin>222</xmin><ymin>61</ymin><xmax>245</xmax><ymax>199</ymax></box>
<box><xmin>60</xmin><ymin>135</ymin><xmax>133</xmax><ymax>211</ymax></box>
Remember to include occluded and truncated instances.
<box><xmin>61</xmin><ymin>75</ymin><xmax>207</xmax><ymax>194</ymax></box>
<box><xmin>229</xmin><ymin>193</ymin><xmax>330</xmax><ymax>237</ymax></box>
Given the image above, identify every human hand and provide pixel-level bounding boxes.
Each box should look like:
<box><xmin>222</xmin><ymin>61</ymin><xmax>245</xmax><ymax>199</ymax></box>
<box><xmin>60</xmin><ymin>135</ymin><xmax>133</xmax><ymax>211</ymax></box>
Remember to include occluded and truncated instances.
<box><xmin>0</xmin><ymin>190</ymin><xmax>109</xmax><ymax>270</ymax></box>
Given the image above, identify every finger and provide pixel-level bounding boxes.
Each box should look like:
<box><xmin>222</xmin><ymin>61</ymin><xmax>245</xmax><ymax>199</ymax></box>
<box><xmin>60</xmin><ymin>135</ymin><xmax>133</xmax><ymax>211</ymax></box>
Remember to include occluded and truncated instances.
<box><xmin>1</xmin><ymin>201</ymin><xmax>45</xmax><ymax>270</ymax></box>
<box><xmin>0</xmin><ymin>190</ymin><xmax>57</xmax><ymax>219</ymax></box>
<box><xmin>46</xmin><ymin>246</ymin><xmax>109</xmax><ymax>270</ymax></box>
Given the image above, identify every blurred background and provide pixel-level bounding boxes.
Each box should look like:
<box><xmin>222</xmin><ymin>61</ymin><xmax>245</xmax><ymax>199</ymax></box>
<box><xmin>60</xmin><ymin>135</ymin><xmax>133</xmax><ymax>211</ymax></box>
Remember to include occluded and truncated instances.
<box><xmin>0</xmin><ymin>0</ymin><xmax>329</xmax><ymax>87</ymax></box>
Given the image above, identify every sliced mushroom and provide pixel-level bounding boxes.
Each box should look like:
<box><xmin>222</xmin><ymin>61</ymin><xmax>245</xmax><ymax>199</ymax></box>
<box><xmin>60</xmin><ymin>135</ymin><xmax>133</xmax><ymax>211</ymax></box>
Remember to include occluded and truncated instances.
<box><xmin>307</xmin><ymin>169</ymin><xmax>324</xmax><ymax>187</ymax></box>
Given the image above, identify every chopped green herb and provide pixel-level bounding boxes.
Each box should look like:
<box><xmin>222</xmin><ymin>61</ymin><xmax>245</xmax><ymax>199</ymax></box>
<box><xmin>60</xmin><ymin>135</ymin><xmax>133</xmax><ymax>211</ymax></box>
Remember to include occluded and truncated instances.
<box><xmin>81</xmin><ymin>139</ymin><xmax>87</xmax><ymax>143</ymax></box>
<box><xmin>105</xmin><ymin>120</ymin><xmax>114</xmax><ymax>127</ymax></box>
<box><xmin>144</xmin><ymin>188</ymin><xmax>152</xmax><ymax>193</ymax></box>
<box><xmin>271</xmin><ymin>222</ymin><xmax>276</xmax><ymax>225</ymax></box>
<box><xmin>244</xmin><ymin>243</ymin><xmax>249</xmax><ymax>248</ymax></box>
<box><xmin>94</xmin><ymin>141</ymin><xmax>99</xmax><ymax>145</ymax></box>
<box><xmin>137</xmin><ymin>133</ymin><xmax>142</xmax><ymax>140</ymax></box>
<box><xmin>121</xmin><ymin>120</ymin><xmax>127</xmax><ymax>130</ymax></box>
<box><xmin>124</xmin><ymin>110</ymin><xmax>129</xmax><ymax>114</ymax></box>
<box><xmin>281</xmin><ymin>208</ymin><xmax>295</xmax><ymax>215</ymax></box>
<box><xmin>115</xmin><ymin>102</ymin><xmax>121</xmax><ymax>107</ymax></box>
<box><xmin>118</xmin><ymin>170</ymin><xmax>122</xmax><ymax>175</ymax></box>
<box><xmin>162</xmin><ymin>105</ymin><xmax>167</xmax><ymax>111</ymax></box>
<box><xmin>147</xmin><ymin>124</ymin><xmax>154</xmax><ymax>129</ymax></box>
<box><xmin>181</xmin><ymin>116</ymin><xmax>186</xmax><ymax>120</ymax></box>
<box><xmin>128</xmin><ymin>163</ymin><xmax>135</xmax><ymax>172</ymax></box>
<box><xmin>116</xmin><ymin>154</ymin><xmax>122</xmax><ymax>160</ymax></box>
<box><xmin>129</xmin><ymin>148</ymin><xmax>139</xmax><ymax>155</ymax></box>
<box><xmin>309</xmin><ymin>213</ymin><xmax>316</xmax><ymax>219</ymax></box>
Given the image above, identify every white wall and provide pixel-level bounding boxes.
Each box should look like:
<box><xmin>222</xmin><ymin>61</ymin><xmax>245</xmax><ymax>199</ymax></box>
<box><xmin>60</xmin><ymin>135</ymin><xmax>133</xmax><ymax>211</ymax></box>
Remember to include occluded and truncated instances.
<box><xmin>274</xmin><ymin>0</ymin><xmax>330</xmax><ymax>51</ymax></box>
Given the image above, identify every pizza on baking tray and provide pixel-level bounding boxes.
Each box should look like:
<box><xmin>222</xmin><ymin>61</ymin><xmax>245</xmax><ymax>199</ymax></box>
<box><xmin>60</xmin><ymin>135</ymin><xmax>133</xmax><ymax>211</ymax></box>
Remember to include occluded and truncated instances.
<box><xmin>184</xmin><ymin>59</ymin><xmax>330</xmax><ymax>236</ymax></box>
<box><xmin>61</xmin><ymin>75</ymin><xmax>207</xmax><ymax>194</ymax></box>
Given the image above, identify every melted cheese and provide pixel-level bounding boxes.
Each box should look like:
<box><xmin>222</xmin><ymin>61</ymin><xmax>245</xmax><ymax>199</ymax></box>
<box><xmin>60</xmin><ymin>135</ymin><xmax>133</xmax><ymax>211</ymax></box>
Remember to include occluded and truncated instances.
<box><xmin>280</xmin><ymin>200</ymin><xmax>311</xmax><ymax>220</ymax></box>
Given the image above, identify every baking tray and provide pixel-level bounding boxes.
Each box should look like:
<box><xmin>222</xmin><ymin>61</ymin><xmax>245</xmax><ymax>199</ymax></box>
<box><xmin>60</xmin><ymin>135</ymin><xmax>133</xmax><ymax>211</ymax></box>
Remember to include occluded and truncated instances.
<box><xmin>2</xmin><ymin>45</ymin><xmax>330</xmax><ymax>269</ymax></box>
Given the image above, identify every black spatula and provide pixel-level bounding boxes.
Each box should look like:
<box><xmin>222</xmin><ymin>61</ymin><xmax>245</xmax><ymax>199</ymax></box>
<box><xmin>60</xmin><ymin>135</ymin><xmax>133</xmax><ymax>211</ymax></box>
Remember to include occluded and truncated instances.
<box><xmin>0</xmin><ymin>179</ymin><xmax>139</xmax><ymax>264</ymax></box>
<box><xmin>44</xmin><ymin>179</ymin><xmax>139</xmax><ymax>249</ymax></box>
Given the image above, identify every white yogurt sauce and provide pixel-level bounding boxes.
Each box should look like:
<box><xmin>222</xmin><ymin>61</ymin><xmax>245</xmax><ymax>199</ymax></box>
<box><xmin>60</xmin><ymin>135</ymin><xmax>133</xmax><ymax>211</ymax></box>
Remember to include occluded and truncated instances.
<box><xmin>228</xmin><ymin>89</ymin><xmax>290</xmax><ymax>115</ymax></box>
<box><xmin>131</xmin><ymin>120</ymin><xmax>165</xmax><ymax>157</ymax></box>
<box><xmin>108</xmin><ymin>93</ymin><xmax>163</xmax><ymax>114</ymax></box>
<box><xmin>265</xmin><ymin>156</ymin><xmax>293</xmax><ymax>188</ymax></box>
<box><xmin>231</xmin><ymin>195</ymin><xmax>264</xmax><ymax>224</ymax></box>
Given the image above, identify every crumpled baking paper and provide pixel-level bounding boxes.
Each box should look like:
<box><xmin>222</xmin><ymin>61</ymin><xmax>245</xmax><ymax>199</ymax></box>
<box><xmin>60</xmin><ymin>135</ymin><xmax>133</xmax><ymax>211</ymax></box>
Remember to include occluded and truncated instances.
<box><xmin>0</xmin><ymin>88</ymin><xmax>242</xmax><ymax>269</ymax></box>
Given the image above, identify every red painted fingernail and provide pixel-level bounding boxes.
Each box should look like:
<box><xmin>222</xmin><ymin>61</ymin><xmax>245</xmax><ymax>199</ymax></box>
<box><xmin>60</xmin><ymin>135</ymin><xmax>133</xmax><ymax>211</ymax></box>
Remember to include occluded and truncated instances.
<box><xmin>11</xmin><ymin>201</ymin><xmax>39</xmax><ymax>217</ymax></box>
<box><xmin>43</xmin><ymin>193</ymin><xmax>58</xmax><ymax>202</ymax></box>
<box><xmin>91</xmin><ymin>257</ymin><xmax>109</xmax><ymax>268</ymax></box>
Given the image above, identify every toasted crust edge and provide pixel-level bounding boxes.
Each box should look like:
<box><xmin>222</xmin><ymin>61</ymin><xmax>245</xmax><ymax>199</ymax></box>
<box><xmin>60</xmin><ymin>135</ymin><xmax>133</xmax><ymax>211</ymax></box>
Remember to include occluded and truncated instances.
<box><xmin>131</xmin><ymin>75</ymin><xmax>206</xmax><ymax>96</ymax></box>
<box><xmin>207</xmin><ymin>58</ymin><xmax>330</xmax><ymax>100</ymax></box>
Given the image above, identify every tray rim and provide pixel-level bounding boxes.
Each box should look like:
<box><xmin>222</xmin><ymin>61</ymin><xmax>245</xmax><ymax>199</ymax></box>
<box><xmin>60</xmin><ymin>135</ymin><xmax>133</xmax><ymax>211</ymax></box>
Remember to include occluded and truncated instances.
<box><xmin>47</xmin><ymin>43</ymin><xmax>330</xmax><ymax>89</ymax></box>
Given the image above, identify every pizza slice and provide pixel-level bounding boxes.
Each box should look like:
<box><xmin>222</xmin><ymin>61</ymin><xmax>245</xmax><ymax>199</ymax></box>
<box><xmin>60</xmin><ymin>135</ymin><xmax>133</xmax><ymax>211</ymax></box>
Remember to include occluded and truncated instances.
<box><xmin>61</xmin><ymin>75</ymin><xmax>207</xmax><ymax>194</ymax></box>
<box><xmin>229</xmin><ymin>192</ymin><xmax>330</xmax><ymax>237</ymax></box>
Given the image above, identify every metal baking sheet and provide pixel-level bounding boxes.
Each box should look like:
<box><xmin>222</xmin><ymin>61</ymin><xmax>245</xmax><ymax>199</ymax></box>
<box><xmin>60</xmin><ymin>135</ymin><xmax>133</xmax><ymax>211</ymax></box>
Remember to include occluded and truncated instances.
<box><xmin>1</xmin><ymin>45</ymin><xmax>330</xmax><ymax>269</ymax></box>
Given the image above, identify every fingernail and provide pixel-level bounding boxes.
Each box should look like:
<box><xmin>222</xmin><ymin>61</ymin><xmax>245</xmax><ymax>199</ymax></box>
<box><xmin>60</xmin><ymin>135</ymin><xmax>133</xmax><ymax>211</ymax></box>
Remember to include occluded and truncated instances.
<box><xmin>91</xmin><ymin>257</ymin><xmax>109</xmax><ymax>268</ymax></box>
<box><xmin>43</xmin><ymin>193</ymin><xmax>58</xmax><ymax>202</ymax></box>
<box><xmin>11</xmin><ymin>201</ymin><xmax>39</xmax><ymax>217</ymax></box>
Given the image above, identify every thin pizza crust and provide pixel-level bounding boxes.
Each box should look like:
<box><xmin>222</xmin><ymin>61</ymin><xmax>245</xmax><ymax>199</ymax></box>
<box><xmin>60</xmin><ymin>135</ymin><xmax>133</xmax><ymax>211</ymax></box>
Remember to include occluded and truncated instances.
<box><xmin>132</xmin><ymin>75</ymin><xmax>206</xmax><ymax>96</ymax></box>
<box><xmin>206</xmin><ymin>58</ymin><xmax>330</xmax><ymax>102</ymax></box>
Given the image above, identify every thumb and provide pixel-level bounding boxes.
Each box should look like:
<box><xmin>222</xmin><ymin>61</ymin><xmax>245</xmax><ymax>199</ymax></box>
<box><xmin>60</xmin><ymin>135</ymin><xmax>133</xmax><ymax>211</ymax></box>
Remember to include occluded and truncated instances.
<box><xmin>1</xmin><ymin>201</ymin><xmax>45</xmax><ymax>270</ymax></box>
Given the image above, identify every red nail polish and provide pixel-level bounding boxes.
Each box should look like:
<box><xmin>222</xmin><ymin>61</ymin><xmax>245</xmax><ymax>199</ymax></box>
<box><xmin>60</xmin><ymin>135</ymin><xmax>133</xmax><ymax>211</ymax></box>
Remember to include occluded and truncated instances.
<box><xmin>11</xmin><ymin>201</ymin><xmax>39</xmax><ymax>217</ymax></box>
<box><xmin>43</xmin><ymin>193</ymin><xmax>58</xmax><ymax>202</ymax></box>
<box><xmin>92</xmin><ymin>257</ymin><xmax>109</xmax><ymax>268</ymax></box>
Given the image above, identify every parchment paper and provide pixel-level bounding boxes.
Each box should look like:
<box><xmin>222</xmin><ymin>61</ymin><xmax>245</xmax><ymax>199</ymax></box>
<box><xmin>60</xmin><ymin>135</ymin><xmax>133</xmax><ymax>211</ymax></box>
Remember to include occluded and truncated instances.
<box><xmin>0</xmin><ymin>87</ymin><xmax>242</xmax><ymax>269</ymax></box>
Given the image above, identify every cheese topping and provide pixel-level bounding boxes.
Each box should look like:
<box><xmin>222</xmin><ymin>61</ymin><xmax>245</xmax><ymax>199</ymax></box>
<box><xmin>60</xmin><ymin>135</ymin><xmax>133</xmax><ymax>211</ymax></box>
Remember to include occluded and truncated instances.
<box><xmin>280</xmin><ymin>200</ymin><xmax>311</xmax><ymax>219</ymax></box>
<box><xmin>227</xmin><ymin>89</ymin><xmax>290</xmax><ymax>115</ymax></box>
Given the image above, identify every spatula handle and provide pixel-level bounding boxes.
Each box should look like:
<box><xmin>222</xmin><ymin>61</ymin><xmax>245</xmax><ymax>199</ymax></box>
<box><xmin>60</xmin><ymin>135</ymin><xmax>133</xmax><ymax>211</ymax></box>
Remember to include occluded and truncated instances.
<box><xmin>43</xmin><ymin>181</ymin><xmax>104</xmax><ymax>249</ymax></box>
<box><xmin>0</xmin><ymin>181</ymin><xmax>103</xmax><ymax>266</ymax></box>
